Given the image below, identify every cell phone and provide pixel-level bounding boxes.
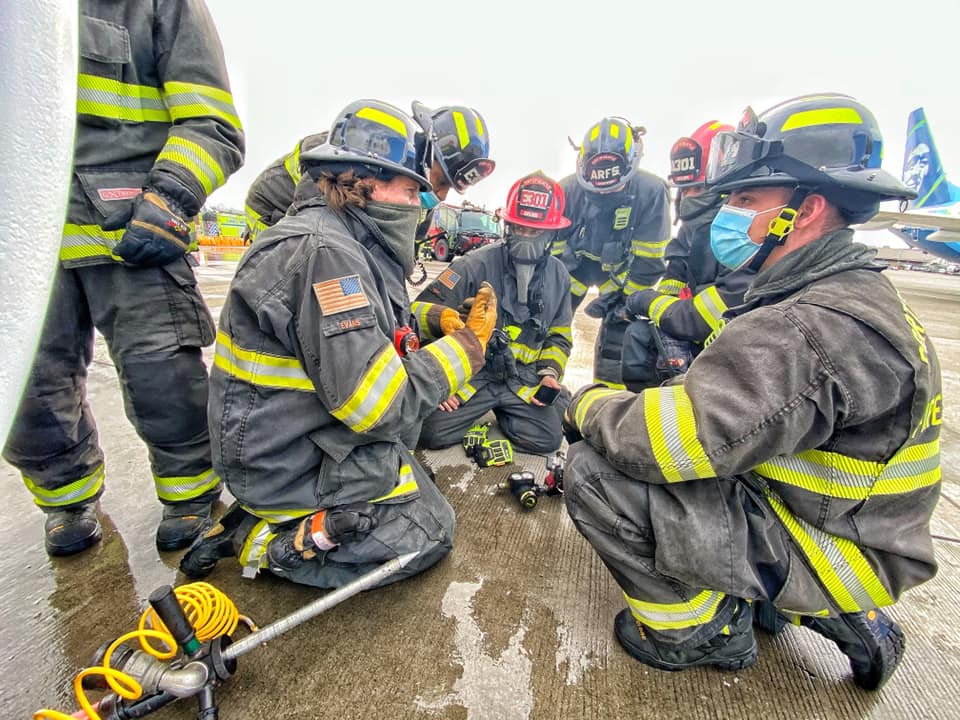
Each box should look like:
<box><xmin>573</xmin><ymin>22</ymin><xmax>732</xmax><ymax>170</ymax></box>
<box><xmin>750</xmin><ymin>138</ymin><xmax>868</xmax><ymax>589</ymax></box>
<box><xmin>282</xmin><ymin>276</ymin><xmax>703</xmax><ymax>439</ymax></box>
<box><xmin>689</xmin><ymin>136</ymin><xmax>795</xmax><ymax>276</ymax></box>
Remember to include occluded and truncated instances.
<box><xmin>533</xmin><ymin>384</ymin><xmax>561</xmax><ymax>405</ymax></box>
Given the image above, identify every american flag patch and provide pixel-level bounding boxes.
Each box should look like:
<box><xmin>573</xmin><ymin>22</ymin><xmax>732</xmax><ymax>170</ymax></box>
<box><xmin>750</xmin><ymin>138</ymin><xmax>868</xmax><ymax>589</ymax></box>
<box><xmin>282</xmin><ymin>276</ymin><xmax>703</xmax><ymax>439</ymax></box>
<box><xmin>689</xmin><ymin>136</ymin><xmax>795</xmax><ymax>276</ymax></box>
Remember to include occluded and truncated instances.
<box><xmin>313</xmin><ymin>275</ymin><xmax>369</xmax><ymax>316</ymax></box>
<box><xmin>438</xmin><ymin>268</ymin><xmax>461</xmax><ymax>290</ymax></box>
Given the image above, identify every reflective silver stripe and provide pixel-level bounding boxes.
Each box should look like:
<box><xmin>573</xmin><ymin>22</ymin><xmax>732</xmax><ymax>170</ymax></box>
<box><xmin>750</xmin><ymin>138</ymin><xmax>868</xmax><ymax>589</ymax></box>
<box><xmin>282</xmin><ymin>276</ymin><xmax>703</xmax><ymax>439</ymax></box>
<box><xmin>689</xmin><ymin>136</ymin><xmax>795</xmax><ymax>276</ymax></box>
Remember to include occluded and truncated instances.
<box><xmin>648</xmin><ymin>294</ymin><xmax>679</xmax><ymax>323</ymax></box>
<box><xmin>60</xmin><ymin>223</ymin><xmax>124</xmax><ymax>261</ymax></box>
<box><xmin>239</xmin><ymin>520</ymin><xmax>276</xmax><ymax>578</ymax></box>
<box><xmin>455</xmin><ymin>382</ymin><xmax>477</xmax><ymax>402</ymax></box>
<box><xmin>157</xmin><ymin>136</ymin><xmax>225</xmax><ymax>195</ymax></box>
<box><xmin>643</xmin><ymin>386</ymin><xmax>715</xmax><ymax>482</ymax></box>
<box><xmin>163</xmin><ymin>81</ymin><xmax>243</xmax><ymax>130</ymax></box>
<box><xmin>284</xmin><ymin>141</ymin><xmax>303</xmax><ymax>183</ymax></box>
<box><xmin>692</xmin><ymin>286</ymin><xmax>727</xmax><ymax>331</ymax></box>
<box><xmin>154</xmin><ymin>468</ymin><xmax>221</xmax><ymax>502</ymax></box>
<box><xmin>423</xmin><ymin>336</ymin><xmax>471</xmax><ymax>394</ymax></box>
<box><xmin>77</xmin><ymin>73</ymin><xmax>170</xmax><ymax>122</ymax></box>
<box><xmin>410</xmin><ymin>301</ymin><xmax>436</xmax><ymax>340</ymax></box>
<box><xmin>332</xmin><ymin>345</ymin><xmax>408</xmax><ymax>432</ymax></box>
<box><xmin>631</xmin><ymin>236</ymin><xmax>670</xmax><ymax>258</ymax></box>
<box><xmin>213</xmin><ymin>330</ymin><xmax>315</xmax><ymax>392</ymax></box>
<box><xmin>23</xmin><ymin>464</ymin><xmax>105</xmax><ymax>508</ymax></box>
<box><xmin>624</xmin><ymin>589</ymin><xmax>726</xmax><ymax>631</ymax></box>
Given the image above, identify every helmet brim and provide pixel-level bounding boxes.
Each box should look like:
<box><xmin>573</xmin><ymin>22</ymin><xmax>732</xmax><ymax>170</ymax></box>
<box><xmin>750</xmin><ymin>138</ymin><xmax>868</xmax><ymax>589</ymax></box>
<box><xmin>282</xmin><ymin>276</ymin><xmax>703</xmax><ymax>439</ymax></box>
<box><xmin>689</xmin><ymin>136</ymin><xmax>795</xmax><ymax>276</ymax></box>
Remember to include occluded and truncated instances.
<box><xmin>301</xmin><ymin>144</ymin><xmax>433</xmax><ymax>192</ymax></box>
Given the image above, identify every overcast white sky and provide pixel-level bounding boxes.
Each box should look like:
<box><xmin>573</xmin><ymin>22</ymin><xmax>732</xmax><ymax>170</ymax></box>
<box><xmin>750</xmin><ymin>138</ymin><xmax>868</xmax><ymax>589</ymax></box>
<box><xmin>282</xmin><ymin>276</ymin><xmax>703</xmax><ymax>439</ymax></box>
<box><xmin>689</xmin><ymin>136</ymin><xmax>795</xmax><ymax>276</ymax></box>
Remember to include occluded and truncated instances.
<box><xmin>204</xmin><ymin>0</ymin><xmax>960</xmax><ymax>247</ymax></box>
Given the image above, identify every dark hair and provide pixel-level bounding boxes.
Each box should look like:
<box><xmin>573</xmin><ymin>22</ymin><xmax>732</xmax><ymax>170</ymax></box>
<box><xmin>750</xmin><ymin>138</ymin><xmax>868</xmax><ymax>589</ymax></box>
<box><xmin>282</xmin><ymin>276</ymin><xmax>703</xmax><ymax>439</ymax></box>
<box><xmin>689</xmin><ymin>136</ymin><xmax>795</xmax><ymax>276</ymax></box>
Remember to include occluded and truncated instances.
<box><xmin>315</xmin><ymin>169</ymin><xmax>372</xmax><ymax>210</ymax></box>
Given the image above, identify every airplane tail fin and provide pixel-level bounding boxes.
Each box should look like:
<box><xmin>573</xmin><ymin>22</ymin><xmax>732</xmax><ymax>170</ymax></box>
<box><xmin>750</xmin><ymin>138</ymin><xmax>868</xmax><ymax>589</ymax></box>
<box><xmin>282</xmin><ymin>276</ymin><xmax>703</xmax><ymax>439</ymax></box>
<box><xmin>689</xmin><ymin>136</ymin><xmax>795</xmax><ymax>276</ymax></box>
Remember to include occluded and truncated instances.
<box><xmin>903</xmin><ymin>108</ymin><xmax>953</xmax><ymax>208</ymax></box>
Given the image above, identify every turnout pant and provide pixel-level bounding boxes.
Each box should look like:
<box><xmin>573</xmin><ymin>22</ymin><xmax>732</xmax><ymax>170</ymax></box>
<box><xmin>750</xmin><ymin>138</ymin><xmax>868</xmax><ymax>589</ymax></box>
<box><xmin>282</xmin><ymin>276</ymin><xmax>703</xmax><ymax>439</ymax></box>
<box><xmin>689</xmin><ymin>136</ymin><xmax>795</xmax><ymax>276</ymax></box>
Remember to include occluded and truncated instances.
<box><xmin>419</xmin><ymin>381</ymin><xmax>570</xmax><ymax>455</ymax></box>
<box><xmin>3</xmin><ymin>259</ymin><xmax>221</xmax><ymax>512</ymax></box>
<box><xmin>564</xmin><ymin>442</ymin><xmax>807</xmax><ymax>646</ymax></box>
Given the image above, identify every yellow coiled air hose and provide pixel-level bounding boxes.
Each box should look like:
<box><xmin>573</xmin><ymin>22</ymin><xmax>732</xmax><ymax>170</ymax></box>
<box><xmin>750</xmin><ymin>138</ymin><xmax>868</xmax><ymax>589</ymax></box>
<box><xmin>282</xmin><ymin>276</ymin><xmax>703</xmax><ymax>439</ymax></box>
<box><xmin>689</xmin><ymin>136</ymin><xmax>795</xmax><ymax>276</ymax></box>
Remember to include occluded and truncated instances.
<box><xmin>35</xmin><ymin>581</ymin><xmax>254</xmax><ymax>720</ymax></box>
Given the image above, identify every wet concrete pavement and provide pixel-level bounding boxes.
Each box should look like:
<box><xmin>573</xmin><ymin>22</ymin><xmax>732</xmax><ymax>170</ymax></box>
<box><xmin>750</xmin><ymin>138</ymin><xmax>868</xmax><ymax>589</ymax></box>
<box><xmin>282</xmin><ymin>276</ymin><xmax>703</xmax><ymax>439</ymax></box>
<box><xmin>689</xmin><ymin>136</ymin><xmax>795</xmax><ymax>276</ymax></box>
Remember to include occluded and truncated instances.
<box><xmin>3</xmin><ymin>261</ymin><xmax>959</xmax><ymax>719</ymax></box>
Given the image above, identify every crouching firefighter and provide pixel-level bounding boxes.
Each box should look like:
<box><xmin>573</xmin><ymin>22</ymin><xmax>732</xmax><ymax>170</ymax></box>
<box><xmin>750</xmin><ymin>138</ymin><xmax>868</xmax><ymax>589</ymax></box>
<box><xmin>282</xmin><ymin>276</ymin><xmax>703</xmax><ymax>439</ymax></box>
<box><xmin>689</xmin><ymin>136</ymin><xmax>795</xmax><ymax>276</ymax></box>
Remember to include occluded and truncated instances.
<box><xmin>412</xmin><ymin>173</ymin><xmax>574</xmax><ymax>455</ymax></box>
<box><xmin>621</xmin><ymin>120</ymin><xmax>754</xmax><ymax>391</ymax></box>
<box><xmin>181</xmin><ymin>100</ymin><xmax>498</xmax><ymax>588</ymax></box>
<box><xmin>561</xmin><ymin>94</ymin><xmax>938</xmax><ymax>690</ymax></box>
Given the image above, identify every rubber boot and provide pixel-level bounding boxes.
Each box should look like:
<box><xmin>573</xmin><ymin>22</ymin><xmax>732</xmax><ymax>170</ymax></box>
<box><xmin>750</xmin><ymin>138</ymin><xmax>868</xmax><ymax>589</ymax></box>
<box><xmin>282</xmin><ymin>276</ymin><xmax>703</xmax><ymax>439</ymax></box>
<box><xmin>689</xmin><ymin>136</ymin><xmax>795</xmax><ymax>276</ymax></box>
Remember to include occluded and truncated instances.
<box><xmin>801</xmin><ymin>609</ymin><xmax>905</xmax><ymax>690</ymax></box>
<box><xmin>44</xmin><ymin>504</ymin><xmax>103</xmax><ymax>556</ymax></box>
<box><xmin>614</xmin><ymin>598</ymin><xmax>758</xmax><ymax>672</ymax></box>
<box><xmin>179</xmin><ymin>503</ymin><xmax>257</xmax><ymax>578</ymax></box>
<box><xmin>156</xmin><ymin>496</ymin><xmax>217</xmax><ymax>551</ymax></box>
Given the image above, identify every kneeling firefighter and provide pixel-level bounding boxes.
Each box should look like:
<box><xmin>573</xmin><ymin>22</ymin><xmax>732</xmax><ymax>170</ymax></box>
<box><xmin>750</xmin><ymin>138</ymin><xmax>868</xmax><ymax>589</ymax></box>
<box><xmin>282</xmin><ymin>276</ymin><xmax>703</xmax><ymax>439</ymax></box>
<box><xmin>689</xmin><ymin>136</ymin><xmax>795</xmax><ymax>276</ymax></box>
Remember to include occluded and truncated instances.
<box><xmin>620</xmin><ymin>120</ymin><xmax>754</xmax><ymax>390</ymax></box>
<box><xmin>182</xmin><ymin>100</ymin><xmax>498</xmax><ymax>588</ymax></box>
<box><xmin>412</xmin><ymin>172</ymin><xmax>574</xmax><ymax>455</ymax></box>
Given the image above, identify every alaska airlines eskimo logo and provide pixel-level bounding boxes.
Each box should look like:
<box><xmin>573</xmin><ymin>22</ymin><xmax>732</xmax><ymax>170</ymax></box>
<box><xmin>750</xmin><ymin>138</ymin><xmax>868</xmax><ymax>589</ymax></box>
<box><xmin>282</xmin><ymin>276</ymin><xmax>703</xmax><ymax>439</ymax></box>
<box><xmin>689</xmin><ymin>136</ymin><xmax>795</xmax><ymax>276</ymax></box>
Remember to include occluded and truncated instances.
<box><xmin>613</xmin><ymin>207</ymin><xmax>631</xmax><ymax>230</ymax></box>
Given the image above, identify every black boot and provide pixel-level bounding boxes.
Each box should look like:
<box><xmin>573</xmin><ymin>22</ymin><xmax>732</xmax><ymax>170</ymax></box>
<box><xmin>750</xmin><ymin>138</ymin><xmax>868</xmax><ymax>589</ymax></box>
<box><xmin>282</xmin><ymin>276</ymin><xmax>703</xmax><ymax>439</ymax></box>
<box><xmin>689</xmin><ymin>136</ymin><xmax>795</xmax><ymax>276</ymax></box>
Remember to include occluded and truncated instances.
<box><xmin>44</xmin><ymin>504</ymin><xmax>102</xmax><ymax>556</ymax></box>
<box><xmin>802</xmin><ymin>609</ymin><xmax>904</xmax><ymax>690</ymax></box>
<box><xmin>614</xmin><ymin>598</ymin><xmax>757</xmax><ymax>672</ymax></box>
<box><xmin>753</xmin><ymin>600</ymin><xmax>790</xmax><ymax>636</ymax></box>
<box><xmin>264</xmin><ymin>521</ymin><xmax>314</xmax><ymax>578</ymax></box>
<box><xmin>156</xmin><ymin>496</ymin><xmax>217</xmax><ymax>551</ymax></box>
<box><xmin>179</xmin><ymin>503</ymin><xmax>256</xmax><ymax>578</ymax></box>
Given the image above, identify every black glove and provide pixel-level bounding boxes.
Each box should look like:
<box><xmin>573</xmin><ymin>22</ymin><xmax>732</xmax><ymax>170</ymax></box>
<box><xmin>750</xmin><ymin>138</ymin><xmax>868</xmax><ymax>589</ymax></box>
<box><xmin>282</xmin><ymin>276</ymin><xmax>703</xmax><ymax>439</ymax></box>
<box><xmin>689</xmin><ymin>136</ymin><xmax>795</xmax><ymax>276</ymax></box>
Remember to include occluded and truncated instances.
<box><xmin>102</xmin><ymin>176</ymin><xmax>199</xmax><ymax>267</ymax></box>
<box><xmin>321</xmin><ymin>503</ymin><xmax>379</xmax><ymax>545</ymax></box>
<box><xmin>625</xmin><ymin>289</ymin><xmax>660</xmax><ymax>319</ymax></box>
<box><xmin>561</xmin><ymin>408</ymin><xmax>583</xmax><ymax>445</ymax></box>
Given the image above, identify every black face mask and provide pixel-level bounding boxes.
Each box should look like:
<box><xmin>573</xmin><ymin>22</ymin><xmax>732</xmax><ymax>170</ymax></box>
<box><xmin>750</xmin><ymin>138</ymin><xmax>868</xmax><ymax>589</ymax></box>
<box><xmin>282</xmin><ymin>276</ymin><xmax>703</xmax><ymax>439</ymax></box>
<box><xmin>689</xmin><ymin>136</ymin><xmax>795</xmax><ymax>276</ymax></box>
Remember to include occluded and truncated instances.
<box><xmin>678</xmin><ymin>191</ymin><xmax>722</xmax><ymax>221</ymax></box>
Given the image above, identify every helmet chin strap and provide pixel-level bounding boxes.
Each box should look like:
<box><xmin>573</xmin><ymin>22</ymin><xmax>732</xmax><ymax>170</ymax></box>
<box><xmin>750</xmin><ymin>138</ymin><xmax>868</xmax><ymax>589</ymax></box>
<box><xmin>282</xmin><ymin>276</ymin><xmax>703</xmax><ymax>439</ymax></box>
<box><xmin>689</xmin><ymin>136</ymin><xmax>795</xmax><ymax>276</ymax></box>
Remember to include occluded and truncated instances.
<box><xmin>747</xmin><ymin>187</ymin><xmax>808</xmax><ymax>272</ymax></box>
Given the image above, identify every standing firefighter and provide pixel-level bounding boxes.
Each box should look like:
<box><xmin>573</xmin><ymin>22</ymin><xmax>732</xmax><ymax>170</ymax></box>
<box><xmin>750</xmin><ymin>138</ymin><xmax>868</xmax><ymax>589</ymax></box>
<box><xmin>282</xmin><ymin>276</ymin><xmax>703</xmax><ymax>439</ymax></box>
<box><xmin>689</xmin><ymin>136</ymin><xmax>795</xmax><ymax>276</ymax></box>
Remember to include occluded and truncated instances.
<box><xmin>621</xmin><ymin>120</ymin><xmax>753</xmax><ymax>389</ymax></box>
<box><xmin>553</xmin><ymin>117</ymin><xmax>671</xmax><ymax>387</ymax></box>
<box><xmin>184</xmin><ymin>100</ymin><xmax>497</xmax><ymax>588</ymax></box>
<box><xmin>3</xmin><ymin>0</ymin><xmax>245</xmax><ymax>556</ymax></box>
<box><xmin>562</xmin><ymin>94</ymin><xmax>938</xmax><ymax>689</ymax></box>
<box><xmin>413</xmin><ymin>173</ymin><xmax>573</xmax><ymax>455</ymax></box>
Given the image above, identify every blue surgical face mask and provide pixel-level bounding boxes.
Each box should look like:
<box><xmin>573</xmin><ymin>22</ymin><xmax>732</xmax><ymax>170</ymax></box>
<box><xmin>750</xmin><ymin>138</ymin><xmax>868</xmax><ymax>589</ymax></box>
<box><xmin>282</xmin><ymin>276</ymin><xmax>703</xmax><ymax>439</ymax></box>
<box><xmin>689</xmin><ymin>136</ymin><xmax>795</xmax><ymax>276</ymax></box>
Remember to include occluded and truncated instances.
<box><xmin>419</xmin><ymin>191</ymin><xmax>440</xmax><ymax>211</ymax></box>
<box><xmin>709</xmin><ymin>203</ymin><xmax>786</xmax><ymax>270</ymax></box>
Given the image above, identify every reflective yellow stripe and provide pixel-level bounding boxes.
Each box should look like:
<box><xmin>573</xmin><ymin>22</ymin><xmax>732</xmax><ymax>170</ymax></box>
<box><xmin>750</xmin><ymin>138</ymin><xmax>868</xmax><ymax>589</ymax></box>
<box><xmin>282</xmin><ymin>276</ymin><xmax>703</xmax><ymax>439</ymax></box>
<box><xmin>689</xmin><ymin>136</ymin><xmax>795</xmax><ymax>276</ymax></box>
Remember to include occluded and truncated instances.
<box><xmin>756</xmin><ymin>440</ymin><xmax>940</xmax><ymax>500</ymax></box>
<box><xmin>780</xmin><ymin>108</ymin><xmax>862</xmax><ymax>132</ymax></box>
<box><xmin>423</xmin><ymin>336</ymin><xmax>472</xmax><ymax>394</ymax></box>
<box><xmin>644</xmin><ymin>385</ymin><xmax>715</xmax><ymax>482</ymax></box>
<box><xmin>590</xmin><ymin>124</ymin><xmax>600</xmax><ymax>141</ymax></box>
<box><xmin>245</xmin><ymin>205</ymin><xmax>269</xmax><ymax>238</ymax></box>
<box><xmin>648</xmin><ymin>294</ymin><xmax>679</xmax><ymax>324</ymax></box>
<box><xmin>692</xmin><ymin>286</ymin><xmax>727</xmax><ymax>331</ymax></box>
<box><xmin>213</xmin><ymin>330</ymin><xmax>315</xmax><ymax>392</ymax></box>
<box><xmin>624</xmin><ymin>589</ymin><xmax>726</xmax><ymax>631</ymax></box>
<box><xmin>410</xmin><ymin>301</ymin><xmax>436</xmax><ymax>340</ymax></box>
<box><xmin>593</xmin><ymin>378</ymin><xmax>626</xmax><ymax>390</ymax></box>
<box><xmin>369</xmin><ymin>465</ymin><xmax>419</xmax><ymax>503</ymax></box>
<box><xmin>163</xmin><ymin>81</ymin><xmax>242</xmax><ymax>130</ymax></box>
<box><xmin>154</xmin><ymin>468</ymin><xmax>220</xmax><ymax>502</ymax></box>
<box><xmin>657</xmin><ymin>278</ymin><xmax>686</xmax><ymax>296</ymax></box>
<box><xmin>356</xmin><ymin>106</ymin><xmax>406</xmax><ymax>136</ymax></box>
<box><xmin>157</xmin><ymin>136</ymin><xmax>226</xmax><ymax>195</ymax></box>
<box><xmin>77</xmin><ymin>73</ymin><xmax>170</xmax><ymax>122</ymax></box>
<box><xmin>452</xmin><ymin>111</ymin><xmax>470</xmax><ymax>149</ymax></box>
<box><xmin>474</xmin><ymin>115</ymin><xmax>485</xmax><ymax>139</ymax></box>
<box><xmin>573</xmin><ymin>386</ymin><xmax>622</xmax><ymax>429</ymax></box>
<box><xmin>517</xmin><ymin>385</ymin><xmax>539</xmax><ymax>403</ymax></box>
<box><xmin>551</xmin><ymin>240</ymin><xmax>568</xmax><ymax>256</ymax></box>
<box><xmin>455</xmin><ymin>382</ymin><xmax>477</xmax><ymax>402</ymax></box>
<box><xmin>624</xmin><ymin>279</ymin><xmax>652</xmax><ymax>295</ymax></box>
<box><xmin>332</xmin><ymin>345</ymin><xmax>408</xmax><ymax>433</ymax></box>
<box><xmin>60</xmin><ymin>223</ymin><xmax>125</xmax><ymax>262</ymax></box>
<box><xmin>570</xmin><ymin>278</ymin><xmax>588</xmax><ymax>296</ymax></box>
<box><xmin>538</xmin><ymin>346</ymin><xmax>569</xmax><ymax>369</ymax></box>
<box><xmin>598</xmin><ymin>279</ymin><xmax>620</xmax><ymax>295</ymax></box>
<box><xmin>239</xmin><ymin>520</ymin><xmax>275</xmax><ymax>578</ymax></box>
<box><xmin>23</xmin><ymin>464</ymin><xmax>105</xmax><ymax>508</ymax></box>
<box><xmin>240</xmin><ymin>504</ymin><xmax>313</xmax><ymax>524</ymax></box>
<box><xmin>547</xmin><ymin>326</ymin><xmax>573</xmax><ymax>342</ymax></box>
<box><xmin>510</xmin><ymin>341</ymin><xmax>540</xmax><ymax>364</ymax></box>
<box><xmin>632</xmin><ymin>237</ymin><xmax>670</xmax><ymax>258</ymax></box>
<box><xmin>756</xmin><ymin>477</ymin><xmax>894</xmax><ymax>612</ymax></box>
<box><xmin>284</xmin><ymin>140</ymin><xmax>303</xmax><ymax>183</ymax></box>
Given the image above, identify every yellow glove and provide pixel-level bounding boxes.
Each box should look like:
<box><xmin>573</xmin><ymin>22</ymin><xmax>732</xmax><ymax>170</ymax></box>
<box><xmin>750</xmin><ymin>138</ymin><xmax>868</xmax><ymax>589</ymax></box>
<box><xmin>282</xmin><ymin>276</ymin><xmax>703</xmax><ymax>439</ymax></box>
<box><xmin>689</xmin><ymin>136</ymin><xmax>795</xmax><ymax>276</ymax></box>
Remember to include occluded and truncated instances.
<box><xmin>440</xmin><ymin>307</ymin><xmax>466</xmax><ymax>335</ymax></box>
<box><xmin>465</xmin><ymin>282</ymin><xmax>498</xmax><ymax>352</ymax></box>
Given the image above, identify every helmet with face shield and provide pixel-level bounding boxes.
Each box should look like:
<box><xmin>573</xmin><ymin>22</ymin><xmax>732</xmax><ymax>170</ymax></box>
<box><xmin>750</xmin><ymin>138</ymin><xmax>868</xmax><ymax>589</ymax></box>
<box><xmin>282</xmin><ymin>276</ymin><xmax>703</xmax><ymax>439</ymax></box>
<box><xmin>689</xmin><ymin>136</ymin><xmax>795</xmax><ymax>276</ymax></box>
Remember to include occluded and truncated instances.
<box><xmin>411</xmin><ymin>102</ymin><xmax>496</xmax><ymax>195</ymax></box>
<box><xmin>705</xmin><ymin>93</ymin><xmax>915</xmax><ymax>223</ymax></box>
<box><xmin>500</xmin><ymin>172</ymin><xmax>572</xmax><ymax>304</ymax></box>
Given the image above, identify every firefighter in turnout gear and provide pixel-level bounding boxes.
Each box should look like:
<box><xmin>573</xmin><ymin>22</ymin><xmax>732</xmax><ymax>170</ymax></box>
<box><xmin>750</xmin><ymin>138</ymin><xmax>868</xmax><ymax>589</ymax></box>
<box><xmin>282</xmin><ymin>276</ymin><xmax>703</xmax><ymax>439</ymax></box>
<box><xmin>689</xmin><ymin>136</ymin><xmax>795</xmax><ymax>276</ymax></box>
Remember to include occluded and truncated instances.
<box><xmin>562</xmin><ymin>94</ymin><xmax>937</xmax><ymax>689</ymax></box>
<box><xmin>2</xmin><ymin>0</ymin><xmax>244</xmax><ymax>557</ymax></box>
<box><xmin>621</xmin><ymin>120</ymin><xmax>753</xmax><ymax>390</ymax></box>
<box><xmin>243</xmin><ymin>103</ymin><xmax>494</xmax><ymax>247</ymax></box>
<box><xmin>413</xmin><ymin>173</ymin><xmax>573</xmax><ymax>455</ymax></box>
<box><xmin>554</xmin><ymin>117</ymin><xmax>671</xmax><ymax>387</ymax></box>
<box><xmin>193</xmin><ymin>100</ymin><xmax>497</xmax><ymax>588</ymax></box>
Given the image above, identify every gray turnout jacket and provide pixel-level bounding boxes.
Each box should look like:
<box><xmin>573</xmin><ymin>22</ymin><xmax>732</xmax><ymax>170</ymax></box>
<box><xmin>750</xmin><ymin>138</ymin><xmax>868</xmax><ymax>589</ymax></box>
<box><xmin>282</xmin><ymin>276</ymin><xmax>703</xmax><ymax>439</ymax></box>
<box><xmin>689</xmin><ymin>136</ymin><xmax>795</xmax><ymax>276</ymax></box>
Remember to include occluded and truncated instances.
<box><xmin>209</xmin><ymin>194</ymin><xmax>485</xmax><ymax>521</ymax></box>
<box><xmin>569</xmin><ymin>229</ymin><xmax>942</xmax><ymax>614</ymax></box>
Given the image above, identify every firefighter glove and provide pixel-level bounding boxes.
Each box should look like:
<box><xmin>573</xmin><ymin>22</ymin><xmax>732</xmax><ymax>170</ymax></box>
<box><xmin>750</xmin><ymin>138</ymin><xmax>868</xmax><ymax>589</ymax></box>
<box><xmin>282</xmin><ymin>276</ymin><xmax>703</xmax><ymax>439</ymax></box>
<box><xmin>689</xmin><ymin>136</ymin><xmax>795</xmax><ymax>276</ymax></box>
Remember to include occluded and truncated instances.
<box><xmin>305</xmin><ymin>504</ymin><xmax>379</xmax><ymax>551</ymax></box>
<box><xmin>102</xmin><ymin>189</ymin><xmax>192</xmax><ymax>267</ymax></box>
<box><xmin>440</xmin><ymin>307</ymin><xmax>466</xmax><ymax>335</ymax></box>
<box><xmin>470</xmin><ymin>438</ymin><xmax>514</xmax><ymax>467</ymax></box>
<box><xmin>561</xmin><ymin>408</ymin><xmax>583</xmax><ymax>445</ymax></box>
<box><xmin>465</xmin><ymin>281</ymin><xmax>498</xmax><ymax>352</ymax></box>
<box><xmin>625</xmin><ymin>289</ymin><xmax>660</xmax><ymax>319</ymax></box>
<box><xmin>462</xmin><ymin>422</ymin><xmax>490</xmax><ymax>453</ymax></box>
